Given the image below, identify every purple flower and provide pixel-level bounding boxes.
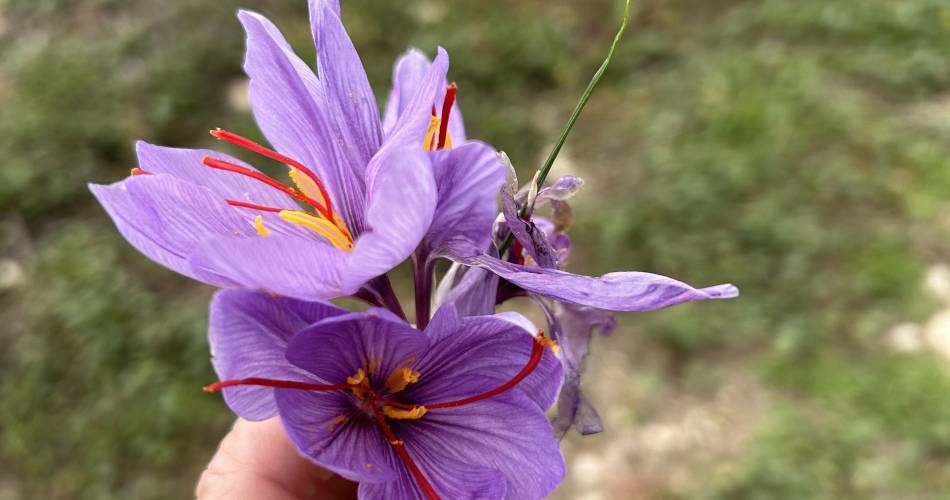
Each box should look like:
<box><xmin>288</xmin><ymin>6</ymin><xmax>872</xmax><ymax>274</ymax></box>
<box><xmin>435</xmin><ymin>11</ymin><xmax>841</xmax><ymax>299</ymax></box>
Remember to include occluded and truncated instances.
<box><xmin>89</xmin><ymin>0</ymin><xmax>505</xmax><ymax>305</ymax></box>
<box><xmin>207</xmin><ymin>290</ymin><xmax>565</xmax><ymax>499</ymax></box>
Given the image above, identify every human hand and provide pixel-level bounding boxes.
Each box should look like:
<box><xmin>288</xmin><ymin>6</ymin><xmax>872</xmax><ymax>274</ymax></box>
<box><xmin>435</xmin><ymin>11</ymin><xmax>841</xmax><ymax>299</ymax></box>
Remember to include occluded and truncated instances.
<box><xmin>196</xmin><ymin>417</ymin><xmax>357</xmax><ymax>500</ymax></box>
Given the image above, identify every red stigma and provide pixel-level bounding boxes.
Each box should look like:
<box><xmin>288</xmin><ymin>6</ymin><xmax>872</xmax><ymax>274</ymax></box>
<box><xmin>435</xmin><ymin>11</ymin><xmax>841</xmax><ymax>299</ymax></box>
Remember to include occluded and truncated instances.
<box><xmin>437</xmin><ymin>83</ymin><xmax>457</xmax><ymax>150</ymax></box>
<box><xmin>209</xmin><ymin>129</ymin><xmax>336</xmax><ymax>222</ymax></box>
<box><xmin>130</xmin><ymin>167</ymin><xmax>151</xmax><ymax>176</ymax></box>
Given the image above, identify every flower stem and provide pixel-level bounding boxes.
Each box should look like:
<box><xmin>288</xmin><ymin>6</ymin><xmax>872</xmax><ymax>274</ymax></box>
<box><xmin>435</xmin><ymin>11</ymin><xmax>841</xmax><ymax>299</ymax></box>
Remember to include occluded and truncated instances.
<box><xmin>498</xmin><ymin>0</ymin><xmax>632</xmax><ymax>256</ymax></box>
<box><xmin>412</xmin><ymin>255</ymin><xmax>435</xmax><ymax>330</ymax></box>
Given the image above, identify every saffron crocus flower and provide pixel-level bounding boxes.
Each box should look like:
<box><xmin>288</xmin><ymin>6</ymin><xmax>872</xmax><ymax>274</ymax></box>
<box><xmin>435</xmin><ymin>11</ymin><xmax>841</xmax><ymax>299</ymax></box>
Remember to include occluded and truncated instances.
<box><xmin>89</xmin><ymin>0</ymin><xmax>504</xmax><ymax>307</ymax></box>
<box><xmin>206</xmin><ymin>290</ymin><xmax>565</xmax><ymax>499</ymax></box>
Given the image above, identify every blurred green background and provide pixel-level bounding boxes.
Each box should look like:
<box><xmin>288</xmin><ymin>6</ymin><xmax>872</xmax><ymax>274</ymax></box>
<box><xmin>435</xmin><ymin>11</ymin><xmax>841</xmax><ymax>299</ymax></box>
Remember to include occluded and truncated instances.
<box><xmin>2</xmin><ymin>0</ymin><xmax>950</xmax><ymax>498</ymax></box>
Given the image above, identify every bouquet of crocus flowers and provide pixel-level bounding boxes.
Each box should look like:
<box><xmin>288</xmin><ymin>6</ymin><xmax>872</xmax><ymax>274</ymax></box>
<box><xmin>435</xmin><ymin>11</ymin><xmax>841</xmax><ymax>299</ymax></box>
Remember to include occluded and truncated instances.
<box><xmin>90</xmin><ymin>1</ymin><xmax>736</xmax><ymax>498</ymax></box>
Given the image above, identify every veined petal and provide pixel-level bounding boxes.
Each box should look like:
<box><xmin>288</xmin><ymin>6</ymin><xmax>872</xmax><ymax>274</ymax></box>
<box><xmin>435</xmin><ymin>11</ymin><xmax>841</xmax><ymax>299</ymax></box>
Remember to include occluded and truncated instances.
<box><xmin>276</xmin><ymin>389</ymin><xmax>400</xmax><ymax>483</ymax></box>
<box><xmin>358</xmin><ymin>444</ymin><xmax>505</xmax><ymax>500</ymax></box>
<box><xmin>380</xmin><ymin>48</ymin><xmax>449</xmax><ymax>156</ymax></box>
<box><xmin>309</xmin><ymin>0</ymin><xmax>382</xmax><ymax>168</ymax></box>
<box><xmin>405</xmin><ymin>309</ymin><xmax>563</xmax><ymax>412</ymax></box>
<box><xmin>189</xmin><ymin>232</ymin><xmax>348</xmax><ymax>300</ymax></box>
<box><xmin>340</xmin><ymin>146</ymin><xmax>437</xmax><ymax>293</ymax></box>
<box><xmin>397</xmin><ymin>390</ymin><xmax>564</xmax><ymax>500</ymax></box>
<box><xmin>383</xmin><ymin>48</ymin><xmax>465</xmax><ymax>143</ymax></box>
<box><xmin>90</xmin><ymin>174</ymin><xmax>254</xmax><ymax>286</ymax></box>
<box><xmin>238</xmin><ymin>10</ymin><xmax>366</xmax><ymax>230</ymax></box>
<box><xmin>136</xmin><ymin>142</ymin><xmax>297</xmax><ymax>209</ymax></box>
<box><xmin>423</xmin><ymin>142</ymin><xmax>506</xmax><ymax>256</ymax></box>
<box><xmin>285</xmin><ymin>309</ymin><xmax>429</xmax><ymax>391</ymax></box>
<box><xmin>443</xmin><ymin>242</ymin><xmax>739</xmax><ymax>311</ymax></box>
<box><xmin>208</xmin><ymin>290</ymin><xmax>347</xmax><ymax>420</ymax></box>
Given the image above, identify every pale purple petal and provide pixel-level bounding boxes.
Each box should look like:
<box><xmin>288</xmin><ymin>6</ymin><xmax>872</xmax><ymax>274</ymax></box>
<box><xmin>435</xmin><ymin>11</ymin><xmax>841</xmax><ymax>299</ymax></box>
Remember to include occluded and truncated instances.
<box><xmin>90</xmin><ymin>174</ymin><xmax>256</xmax><ymax>286</ymax></box>
<box><xmin>189</xmin><ymin>233</ymin><xmax>348</xmax><ymax>300</ymax></box>
<box><xmin>502</xmin><ymin>191</ymin><xmax>559</xmax><ymax>269</ymax></box>
<box><xmin>135</xmin><ymin>142</ymin><xmax>297</xmax><ymax>209</ymax></box>
<box><xmin>382</xmin><ymin>48</ymin><xmax>465</xmax><ymax>143</ymax></box>
<box><xmin>398</xmin><ymin>391</ymin><xmax>565</xmax><ymax>500</ymax></box>
<box><xmin>443</xmin><ymin>266</ymin><xmax>499</xmax><ymax>317</ymax></box>
<box><xmin>239</xmin><ymin>10</ymin><xmax>366</xmax><ymax>231</ymax></box>
<box><xmin>444</xmin><ymin>243</ymin><xmax>739</xmax><ymax>311</ymax></box>
<box><xmin>309</xmin><ymin>0</ymin><xmax>382</xmax><ymax>168</ymax></box>
<box><xmin>543</xmin><ymin>301</ymin><xmax>615</xmax><ymax>436</ymax></box>
<box><xmin>340</xmin><ymin>146</ymin><xmax>437</xmax><ymax>293</ymax></box>
<box><xmin>423</xmin><ymin>142</ymin><xmax>506</xmax><ymax>256</ymax></box>
<box><xmin>208</xmin><ymin>290</ymin><xmax>346</xmax><ymax>420</ymax></box>
<box><xmin>380</xmin><ymin>48</ymin><xmax>449</xmax><ymax>156</ymax></box>
<box><xmin>536</xmin><ymin>175</ymin><xmax>584</xmax><ymax>204</ymax></box>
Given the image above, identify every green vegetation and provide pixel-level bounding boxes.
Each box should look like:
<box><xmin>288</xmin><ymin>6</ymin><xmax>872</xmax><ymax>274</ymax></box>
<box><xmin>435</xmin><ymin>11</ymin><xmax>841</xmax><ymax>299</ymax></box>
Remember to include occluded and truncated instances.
<box><xmin>1</xmin><ymin>0</ymin><xmax>949</xmax><ymax>498</ymax></box>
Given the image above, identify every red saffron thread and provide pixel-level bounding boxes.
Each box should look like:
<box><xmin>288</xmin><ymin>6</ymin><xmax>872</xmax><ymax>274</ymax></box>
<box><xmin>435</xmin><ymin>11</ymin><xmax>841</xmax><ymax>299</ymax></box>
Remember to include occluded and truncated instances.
<box><xmin>225</xmin><ymin>200</ymin><xmax>285</xmax><ymax>213</ymax></box>
<box><xmin>211</xmin><ymin>129</ymin><xmax>335</xmax><ymax>220</ymax></box>
<box><xmin>203</xmin><ymin>377</ymin><xmax>353</xmax><ymax>392</ymax></box>
<box><xmin>425</xmin><ymin>332</ymin><xmax>545</xmax><ymax>409</ymax></box>
<box><xmin>369</xmin><ymin>398</ymin><xmax>441</xmax><ymax>500</ymax></box>
<box><xmin>437</xmin><ymin>83</ymin><xmax>457</xmax><ymax>150</ymax></box>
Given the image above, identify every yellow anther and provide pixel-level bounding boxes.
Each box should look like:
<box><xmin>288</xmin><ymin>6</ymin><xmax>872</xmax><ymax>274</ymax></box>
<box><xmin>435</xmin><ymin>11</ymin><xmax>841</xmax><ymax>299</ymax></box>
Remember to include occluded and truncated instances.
<box><xmin>289</xmin><ymin>168</ymin><xmax>329</xmax><ymax>209</ymax></box>
<box><xmin>389</xmin><ymin>439</ymin><xmax>404</xmax><ymax>446</ymax></box>
<box><xmin>367</xmin><ymin>359</ymin><xmax>379</xmax><ymax>374</ymax></box>
<box><xmin>422</xmin><ymin>116</ymin><xmax>440</xmax><ymax>152</ymax></box>
<box><xmin>346</xmin><ymin>368</ymin><xmax>366</xmax><ymax>386</ymax></box>
<box><xmin>383</xmin><ymin>405</ymin><xmax>427</xmax><ymax>420</ymax></box>
<box><xmin>253</xmin><ymin>215</ymin><xmax>270</xmax><ymax>236</ymax></box>
<box><xmin>279</xmin><ymin>210</ymin><xmax>353</xmax><ymax>252</ymax></box>
<box><xmin>539</xmin><ymin>337</ymin><xmax>561</xmax><ymax>356</ymax></box>
<box><xmin>385</xmin><ymin>367</ymin><xmax>421</xmax><ymax>394</ymax></box>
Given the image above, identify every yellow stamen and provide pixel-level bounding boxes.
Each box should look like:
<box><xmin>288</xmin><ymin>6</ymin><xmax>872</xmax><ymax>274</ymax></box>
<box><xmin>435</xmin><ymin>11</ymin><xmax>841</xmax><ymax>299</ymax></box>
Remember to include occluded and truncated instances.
<box><xmin>385</xmin><ymin>367</ymin><xmax>421</xmax><ymax>394</ymax></box>
<box><xmin>422</xmin><ymin>116</ymin><xmax>440</xmax><ymax>152</ymax></box>
<box><xmin>443</xmin><ymin>131</ymin><xmax>452</xmax><ymax>150</ymax></box>
<box><xmin>540</xmin><ymin>337</ymin><xmax>561</xmax><ymax>356</ymax></box>
<box><xmin>279</xmin><ymin>210</ymin><xmax>353</xmax><ymax>252</ymax></box>
<box><xmin>289</xmin><ymin>168</ymin><xmax>329</xmax><ymax>208</ymax></box>
<box><xmin>253</xmin><ymin>215</ymin><xmax>270</xmax><ymax>236</ymax></box>
<box><xmin>383</xmin><ymin>405</ymin><xmax>427</xmax><ymax>420</ymax></box>
<box><xmin>346</xmin><ymin>368</ymin><xmax>366</xmax><ymax>386</ymax></box>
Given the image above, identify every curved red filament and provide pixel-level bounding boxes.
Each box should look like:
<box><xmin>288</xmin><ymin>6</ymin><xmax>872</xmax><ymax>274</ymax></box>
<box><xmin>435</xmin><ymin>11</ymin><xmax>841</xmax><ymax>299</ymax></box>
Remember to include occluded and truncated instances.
<box><xmin>203</xmin><ymin>377</ymin><xmax>353</xmax><ymax>392</ymax></box>
<box><xmin>425</xmin><ymin>332</ymin><xmax>545</xmax><ymax>409</ymax></box>
<box><xmin>202</xmin><ymin>156</ymin><xmax>334</xmax><ymax>221</ymax></box>
<box><xmin>225</xmin><ymin>200</ymin><xmax>284</xmax><ymax>213</ymax></box>
<box><xmin>369</xmin><ymin>398</ymin><xmax>441</xmax><ymax>500</ymax></box>
<box><xmin>211</xmin><ymin>129</ymin><xmax>335</xmax><ymax>220</ymax></box>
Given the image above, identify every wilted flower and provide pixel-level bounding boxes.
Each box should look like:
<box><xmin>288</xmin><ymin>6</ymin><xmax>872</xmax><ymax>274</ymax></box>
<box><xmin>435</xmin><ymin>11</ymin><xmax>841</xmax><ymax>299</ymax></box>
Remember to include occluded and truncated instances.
<box><xmin>206</xmin><ymin>290</ymin><xmax>565</xmax><ymax>499</ymax></box>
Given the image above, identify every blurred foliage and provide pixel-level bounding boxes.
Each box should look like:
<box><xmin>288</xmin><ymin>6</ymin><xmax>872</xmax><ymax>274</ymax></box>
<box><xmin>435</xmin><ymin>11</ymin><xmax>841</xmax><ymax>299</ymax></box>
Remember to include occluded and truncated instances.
<box><xmin>1</xmin><ymin>0</ymin><xmax>949</xmax><ymax>498</ymax></box>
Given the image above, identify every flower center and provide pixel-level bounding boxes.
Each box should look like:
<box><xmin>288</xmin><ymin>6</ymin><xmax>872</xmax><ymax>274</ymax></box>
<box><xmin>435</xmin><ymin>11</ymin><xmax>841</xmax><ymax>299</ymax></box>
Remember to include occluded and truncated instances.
<box><xmin>204</xmin><ymin>330</ymin><xmax>557</xmax><ymax>500</ymax></box>
<box><xmin>130</xmin><ymin>130</ymin><xmax>354</xmax><ymax>252</ymax></box>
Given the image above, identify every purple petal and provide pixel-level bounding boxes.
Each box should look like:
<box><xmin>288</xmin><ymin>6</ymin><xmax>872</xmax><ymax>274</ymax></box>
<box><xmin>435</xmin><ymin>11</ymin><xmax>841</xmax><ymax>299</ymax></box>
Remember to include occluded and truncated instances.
<box><xmin>502</xmin><ymin>191</ymin><xmax>559</xmax><ymax>269</ymax></box>
<box><xmin>423</xmin><ymin>142</ymin><xmax>506</xmax><ymax>256</ymax></box>
<box><xmin>339</xmin><ymin>146</ymin><xmax>437</xmax><ymax>293</ymax></box>
<box><xmin>285</xmin><ymin>309</ymin><xmax>429</xmax><ymax>391</ymax></box>
<box><xmin>381</xmin><ymin>48</ymin><xmax>449</xmax><ymax>154</ymax></box>
<box><xmin>399</xmin><ymin>391</ymin><xmax>565</xmax><ymax>499</ymax></box>
<box><xmin>382</xmin><ymin>48</ymin><xmax>465</xmax><ymax>143</ymax></box>
<box><xmin>189</xmin><ymin>233</ymin><xmax>349</xmax><ymax>300</ymax></box>
<box><xmin>358</xmin><ymin>446</ymin><xmax>505</xmax><ymax>499</ymax></box>
<box><xmin>309</xmin><ymin>0</ymin><xmax>382</xmax><ymax>168</ymax></box>
<box><xmin>542</xmin><ymin>301</ymin><xmax>615</xmax><ymax>436</ymax></box>
<box><xmin>536</xmin><ymin>175</ymin><xmax>584</xmax><ymax>204</ymax></box>
<box><xmin>90</xmin><ymin>174</ymin><xmax>256</xmax><ymax>286</ymax></box>
<box><xmin>405</xmin><ymin>310</ymin><xmax>563</xmax><ymax>412</ymax></box>
<box><xmin>443</xmin><ymin>266</ymin><xmax>499</xmax><ymax>317</ymax></box>
<box><xmin>444</xmin><ymin>242</ymin><xmax>739</xmax><ymax>311</ymax></box>
<box><xmin>276</xmin><ymin>389</ymin><xmax>401</xmax><ymax>483</ymax></box>
<box><xmin>239</xmin><ymin>10</ymin><xmax>366</xmax><ymax>231</ymax></box>
<box><xmin>208</xmin><ymin>290</ymin><xmax>346</xmax><ymax>420</ymax></box>
<box><xmin>135</xmin><ymin>142</ymin><xmax>297</xmax><ymax>209</ymax></box>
